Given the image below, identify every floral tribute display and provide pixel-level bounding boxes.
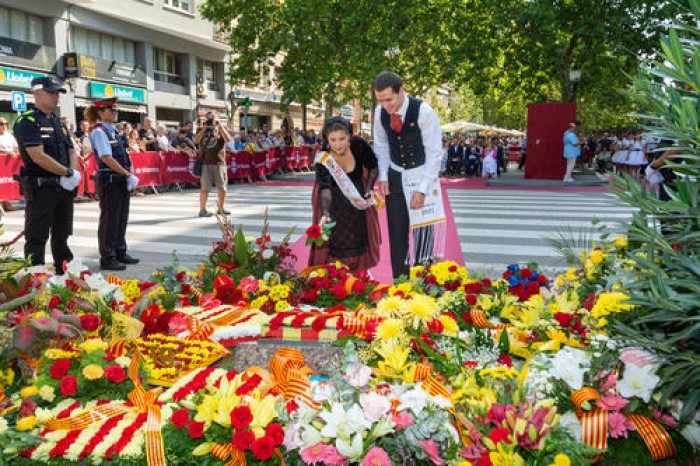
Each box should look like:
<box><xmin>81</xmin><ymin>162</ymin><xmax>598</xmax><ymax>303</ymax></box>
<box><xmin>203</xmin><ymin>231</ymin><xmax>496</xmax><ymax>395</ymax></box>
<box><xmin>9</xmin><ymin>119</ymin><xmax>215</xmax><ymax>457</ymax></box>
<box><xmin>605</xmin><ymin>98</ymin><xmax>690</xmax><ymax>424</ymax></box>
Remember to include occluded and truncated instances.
<box><xmin>0</xmin><ymin>215</ymin><xmax>698</xmax><ymax>464</ymax></box>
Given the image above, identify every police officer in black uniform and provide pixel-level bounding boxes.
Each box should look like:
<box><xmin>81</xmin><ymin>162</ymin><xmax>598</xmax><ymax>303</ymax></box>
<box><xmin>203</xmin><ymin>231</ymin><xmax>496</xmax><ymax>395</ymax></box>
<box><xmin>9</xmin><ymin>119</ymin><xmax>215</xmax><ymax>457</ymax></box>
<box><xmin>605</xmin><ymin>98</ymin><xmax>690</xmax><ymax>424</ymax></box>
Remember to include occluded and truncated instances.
<box><xmin>85</xmin><ymin>98</ymin><xmax>140</xmax><ymax>271</ymax></box>
<box><xmin>13</xmin><ymin>76</ymin><xmax>81</xmax><ymax>274</ymax></box>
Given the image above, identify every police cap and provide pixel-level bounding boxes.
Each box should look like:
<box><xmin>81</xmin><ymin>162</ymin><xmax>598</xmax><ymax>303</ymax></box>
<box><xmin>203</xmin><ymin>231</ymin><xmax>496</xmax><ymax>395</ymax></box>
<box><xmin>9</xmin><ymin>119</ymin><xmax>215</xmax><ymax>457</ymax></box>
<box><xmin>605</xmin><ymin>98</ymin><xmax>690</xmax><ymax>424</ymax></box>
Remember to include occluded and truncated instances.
<box><xmin>94</xmin><ymin>98</ymin><xmax>119</xmax><ymax>110</ymax></box>
<box><xmin>30</xmin><ymin>76</ymin><xmax>67</xmax><ymax>93</ymax></box>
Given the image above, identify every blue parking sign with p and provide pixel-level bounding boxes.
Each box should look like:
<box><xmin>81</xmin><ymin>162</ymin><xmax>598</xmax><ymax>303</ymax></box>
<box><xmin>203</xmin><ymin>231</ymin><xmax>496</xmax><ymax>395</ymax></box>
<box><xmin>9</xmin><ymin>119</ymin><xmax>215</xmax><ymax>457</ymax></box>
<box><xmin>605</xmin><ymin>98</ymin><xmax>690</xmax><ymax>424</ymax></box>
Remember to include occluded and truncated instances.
<box><xmin>11</xmin><ymin>91</ymin><xmax>26</xmax><ymax>112</ymax></box>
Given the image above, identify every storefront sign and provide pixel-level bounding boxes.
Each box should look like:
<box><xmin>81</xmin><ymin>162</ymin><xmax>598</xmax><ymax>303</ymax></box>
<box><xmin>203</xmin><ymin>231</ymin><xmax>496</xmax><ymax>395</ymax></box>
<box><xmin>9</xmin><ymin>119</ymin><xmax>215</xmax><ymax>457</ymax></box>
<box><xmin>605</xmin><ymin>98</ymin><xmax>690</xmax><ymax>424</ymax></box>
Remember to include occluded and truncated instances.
<box><xmin>63</xmin><ymin>53</ymin><xmax>79</xmax><ymax>79</ymax></box>
<box><xmin>79</xmin><ymin>54</ymin><xmax>146</xmax><ymax>87</ymax></box>
<box><xmin>89</xmin><ymin>82</ymin><xmax>146</xmax><ymax>104</ymax></box>
<box><xmin>0</xmin><ymin>66</ymin><xmax>46</xmax><ymax>89</ymax></box>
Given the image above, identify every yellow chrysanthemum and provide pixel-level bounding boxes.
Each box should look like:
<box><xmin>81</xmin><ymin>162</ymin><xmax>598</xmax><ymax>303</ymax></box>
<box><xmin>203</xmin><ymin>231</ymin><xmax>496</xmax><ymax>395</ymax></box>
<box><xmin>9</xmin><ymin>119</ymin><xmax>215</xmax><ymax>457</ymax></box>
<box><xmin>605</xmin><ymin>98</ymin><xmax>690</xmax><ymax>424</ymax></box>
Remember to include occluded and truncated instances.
<box><xmin>550</xmin><ymin>454</ymin><xmax>571</xmax><ymax>466</ymax></box>
<box><xmin>438</xmin><ymin>315</ymin><xmax>459</xmax><ymax>336</ymax></box>
<box><xmin>250</xmin><ymin>296</ymin><xmax>269</xmax><ymax>309</ymax></box>
<box><xmin>20</xmin><ymin>385</ymin><xmax>39</xmax><ymax>399</ymax></box>
<box><xmin>614</xmin><ymin>236</ymin><xmax>628</xmax><ymax>249</ymax></box>
<box><xmin>555</xmin><ymin>274</ymin><xmax>565</xmax><ymax>288</ymax></box>
<box><xmin>39</xmin><ymin>385</ymin><xmax>55</xmax><ymax>402</ymax></box>
<box><xmin>589</xmin><ymin>249</ymin><xmax>604</xmax><ymax>265</ymax></box>
<box><xmin>120</xmin><ymin>279</ymin><xmax>141</xmax><ymax>303</ymax></box>
<box><xmin>376</xmin><ymin>295</ymin><xmax>405</xmax><ymax>318</ymax></box>
<box><xmin>565</xmin><ymin>267</ymin><xmax>578</xmax><ymax>282</ymax></box>
<box><xmin>480</xmin><ymin>367</ymin><xmax>519</xmax><ymax>380</ymax></box>
<box><xmin>16</xmin><ymin>416</ymin><xmax>37</xmax><ymax>432</ymax></box>
<box><xmin>275</xmin><ymin>300</ymin><xmax>290</xmax><ymax>312</ymax></box>
<box><xmin>590</xmin><ymin>292</ymin><xmax>633</xmax><ymax>319</ymax></box>
<box><xmin>409</xmin><ymin>265</ymin><xmax>424</xmax><ymax>280</ymax></box>
<box><xmin>404</xmin><ymin>294</ymin><xmax>439</xmax><ymax>328</ymax></box>
<box><xmin>80</xmin><ymin>338</ymin><xmax>108</xmax><ymax>354</ymax></box>
<box><xmin>375</xmin><ymin>318</ymin><xmax>405</xmax><ymax>341</ymax></box>
<box><xmin>0</xmin><ymin>368</ymin><xmax>15</xmax><ymax>387</ymax></box>
<box><xmin>82</xmin><ymin>364</ymin><xmax>104</xmax><ymax>380</ymax></box>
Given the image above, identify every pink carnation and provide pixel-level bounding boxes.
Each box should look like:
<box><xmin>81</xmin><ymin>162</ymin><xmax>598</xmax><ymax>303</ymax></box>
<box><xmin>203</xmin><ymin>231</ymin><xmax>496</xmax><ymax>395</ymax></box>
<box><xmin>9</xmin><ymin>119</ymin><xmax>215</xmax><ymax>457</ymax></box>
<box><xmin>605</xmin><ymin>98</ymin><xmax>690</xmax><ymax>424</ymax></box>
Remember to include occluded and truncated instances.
<box><xmin>653</xmin><ymin>409</ymin><xmax>678</xmax><ymax>428</ymax></box>
<box><xmin>392</xmin><ymin>412</ymin><xmax>415</xmax><ymax>429</ymax></box>
<box><xmin>620</xmin><ymin>347</ymin><xmax>657</xmax><ymax>368</ymax></box>
<box><xmin>300</xmin><ymin>443</ymin><xmax>343</xmax><ymax>465</ymax></box>
<box><xmin>362</xmin><ymin>447</ymin><xmax>392</xmax><ymax>466</ymax></box>
<box><xmin>608</xmin><ymin>412</ymin><xmax>635</xmax><ymax>438</ymax></box>
<box><xmin>595</xmin><ymin>395</ymin><xmax>629</xmax><ymax>411</ymax></box>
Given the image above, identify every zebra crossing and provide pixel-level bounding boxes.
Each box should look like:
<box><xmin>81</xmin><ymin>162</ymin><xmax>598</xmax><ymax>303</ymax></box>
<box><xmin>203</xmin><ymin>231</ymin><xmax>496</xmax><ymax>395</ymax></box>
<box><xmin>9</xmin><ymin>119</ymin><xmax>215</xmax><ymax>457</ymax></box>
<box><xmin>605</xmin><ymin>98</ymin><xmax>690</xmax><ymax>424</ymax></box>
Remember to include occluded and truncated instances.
<box><xmin>0</xmin><ymin>185</ymin><xmax>634</xmax><ymax>277</ymax></box>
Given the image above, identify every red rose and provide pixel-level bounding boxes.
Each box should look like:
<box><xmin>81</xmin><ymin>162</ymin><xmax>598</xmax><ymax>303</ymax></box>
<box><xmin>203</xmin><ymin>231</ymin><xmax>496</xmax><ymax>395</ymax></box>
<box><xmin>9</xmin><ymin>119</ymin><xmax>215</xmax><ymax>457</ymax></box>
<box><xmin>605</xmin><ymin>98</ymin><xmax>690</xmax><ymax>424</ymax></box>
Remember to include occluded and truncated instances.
<box><xmin>465</xmin><ymin>294</ymin><xmax>478</xmax><ymax>306</ymax></box>
<box><xmin>171</xmin><ymin>409</ymin><xmax>190</xmax><ymax>429</ymax></box>
<box><xmin>265</xmin><ymin>423</ymin><xmax>285</xmax><ymax>446</ymax></box>
<box><xmin>79</xmin><ymin>314</ymin><xmax>102</xmax><ymax>332</ymax></box>
<box><xmin>519</xmin><ymin>268</ymin><xmax>533</xmax><ymax>279</ymax></box>
<box><xmin>230</xmin><ymin>406</ymin><xmax>253</xmax><ymax>430</ymax></box>
<box><xmin>497</xmin><ymin>353</ymin><xmax>513</xmax><ymax>368</ymax></box>
<box><xmin>251</xmin><ymin>436</ymin><xmax>275</xmax><ymax>461</ymax></box>
<box><xmin>306</xmin><ymin>224</ymin><xmax>322</xmax><ymax>240</ymax></box>
<box><xmin>526</xmin><ymin>281</ymin><xmax>540</xmax><ymax>294</ymax></box>
<box><xmin>188</xmin><ymin>421</ymin><xmax>205</xmax><ymax>438</ymax></box>
<box><xmin>50</xmin><ymin>359</ymin><xmax>72</xmax><ymax>380</ymax></box>
<box><xmin>351</xmin><ymin>280</ymin><xmax>367</xmax><ymax>294</ymax></box>
<box><xmin>232</xmin><ymin>430</ymin><xmax>255</xmax><ymax>451</ymax></box>
<box><xmin>536</xmin><ymin>274</ymin><xmax>548</xmax><ymax>285</ymax></box>
<box><xmin>427</xmin><ymin>318</ymin><xmax>443</xmax><ymax>333</ymax></box>
<box><xmin>330</xmin><ymin>283</ymin><xmax>348</xmax><ymax>300</ymax></box>
<box><xmin>104</xmin><ymin>365</ymin><xmax>127</xmax><ymax>384</ymax></box>
<box><xmin>59</xmin><ymin>375</ymin><xmax>78</xmax><ymax>396</ymax></box>
<box><xmin>300</xmin><ymin>288</ymin><xmax>318</xmax><ymax>303</ymax></box>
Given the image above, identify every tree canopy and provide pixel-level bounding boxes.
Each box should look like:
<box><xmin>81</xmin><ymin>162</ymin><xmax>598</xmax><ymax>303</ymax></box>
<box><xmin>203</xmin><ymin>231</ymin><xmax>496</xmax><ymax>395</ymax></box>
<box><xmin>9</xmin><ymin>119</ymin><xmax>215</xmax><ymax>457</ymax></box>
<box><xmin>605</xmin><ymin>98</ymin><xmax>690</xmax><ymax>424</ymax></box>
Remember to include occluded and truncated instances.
<box><xmin>201</xmin><ymin>0</ymin><xmax>686</xmax><ymax>130</ymax></box>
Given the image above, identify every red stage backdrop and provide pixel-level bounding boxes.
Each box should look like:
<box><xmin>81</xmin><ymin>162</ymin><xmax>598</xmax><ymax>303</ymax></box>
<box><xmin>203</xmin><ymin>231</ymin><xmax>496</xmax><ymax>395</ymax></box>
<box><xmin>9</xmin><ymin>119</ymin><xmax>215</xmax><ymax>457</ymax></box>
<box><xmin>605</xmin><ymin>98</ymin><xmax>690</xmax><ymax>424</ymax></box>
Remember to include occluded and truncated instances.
<box><xmin>525</xmin><ymin>102</ymin><xmax>576</xmax><ymax>179</ymax></box>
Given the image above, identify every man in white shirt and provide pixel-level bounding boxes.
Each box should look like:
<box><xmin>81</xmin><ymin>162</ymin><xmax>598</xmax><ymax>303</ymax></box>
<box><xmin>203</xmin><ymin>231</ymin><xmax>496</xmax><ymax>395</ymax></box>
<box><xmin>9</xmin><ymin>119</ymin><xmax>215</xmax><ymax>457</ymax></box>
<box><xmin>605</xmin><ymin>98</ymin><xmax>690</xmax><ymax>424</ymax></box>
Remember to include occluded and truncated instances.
<box><xmin>0</xmin><ymin>117</ymin><xmax>19</xmax><ymax>156</ymax></box>
<box><xmin>372</xmin><ymin>71</ymin><xmax>443</xmax><ymax>279</ymax></box>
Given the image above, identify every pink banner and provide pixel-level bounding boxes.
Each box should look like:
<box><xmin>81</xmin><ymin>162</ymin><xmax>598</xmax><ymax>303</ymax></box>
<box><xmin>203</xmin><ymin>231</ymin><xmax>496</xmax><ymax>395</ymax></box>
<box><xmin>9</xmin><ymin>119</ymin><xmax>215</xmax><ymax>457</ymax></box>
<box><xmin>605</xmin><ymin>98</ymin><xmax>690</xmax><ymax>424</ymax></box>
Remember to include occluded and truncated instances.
<box><xmin>0</xmin><ymin>155</ymin><xmax>22</xmax><ymax>201</ymax></box>
<box><xmin>161</xmin><ymin>151</ymin><xmax>199</xmax><ymax>184</ymax></box>
<box><xmin>131</xmin><ymin>151</ymin><xmax>163</xmax><ymax>186</ymax></box>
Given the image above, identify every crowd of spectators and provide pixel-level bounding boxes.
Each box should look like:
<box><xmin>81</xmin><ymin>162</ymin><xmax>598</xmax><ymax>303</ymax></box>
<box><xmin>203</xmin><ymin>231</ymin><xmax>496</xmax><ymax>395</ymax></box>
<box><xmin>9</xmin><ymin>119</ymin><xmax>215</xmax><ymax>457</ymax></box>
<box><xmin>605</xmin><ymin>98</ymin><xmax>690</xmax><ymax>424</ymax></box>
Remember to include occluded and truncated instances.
<box><xmin>440</xmin><ymin>135</ymin><xmax>522</xmax><ymax>178</ymax></box>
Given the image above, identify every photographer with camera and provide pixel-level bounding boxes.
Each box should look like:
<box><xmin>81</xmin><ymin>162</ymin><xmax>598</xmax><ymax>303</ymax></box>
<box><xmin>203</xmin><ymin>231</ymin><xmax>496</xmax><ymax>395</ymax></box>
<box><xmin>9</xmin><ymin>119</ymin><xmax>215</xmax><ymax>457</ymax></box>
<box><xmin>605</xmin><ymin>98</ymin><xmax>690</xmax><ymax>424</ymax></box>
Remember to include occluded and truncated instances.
<box><xmin>195</xmin><ymin>112</ymin><xmax>231</xmax><ymax>217</ymax></box>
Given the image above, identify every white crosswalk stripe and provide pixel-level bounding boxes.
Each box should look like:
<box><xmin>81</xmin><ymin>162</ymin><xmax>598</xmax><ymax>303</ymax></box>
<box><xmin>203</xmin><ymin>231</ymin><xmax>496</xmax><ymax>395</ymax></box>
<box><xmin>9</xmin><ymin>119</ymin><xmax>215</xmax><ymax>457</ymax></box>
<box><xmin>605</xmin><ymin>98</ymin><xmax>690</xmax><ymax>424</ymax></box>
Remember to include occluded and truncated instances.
<box><xmin>0</xmin><ymin>185</ymin><xmax>634</xmax><ymax>275</ymax></box>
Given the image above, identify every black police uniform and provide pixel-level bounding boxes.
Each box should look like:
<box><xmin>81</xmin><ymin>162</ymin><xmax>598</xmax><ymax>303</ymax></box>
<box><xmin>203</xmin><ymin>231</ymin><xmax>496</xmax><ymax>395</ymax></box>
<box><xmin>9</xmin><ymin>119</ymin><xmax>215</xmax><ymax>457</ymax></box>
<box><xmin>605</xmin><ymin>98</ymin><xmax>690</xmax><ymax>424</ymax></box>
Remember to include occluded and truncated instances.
<box><xmin>13</xmin><ymin>108</ymin><xmax>75</xmax><ymax>270</ymax></box>
<box><xmin>91</xmin><ymin>121</ymin><xmax>138</xmax><ymax>270</ymax></box>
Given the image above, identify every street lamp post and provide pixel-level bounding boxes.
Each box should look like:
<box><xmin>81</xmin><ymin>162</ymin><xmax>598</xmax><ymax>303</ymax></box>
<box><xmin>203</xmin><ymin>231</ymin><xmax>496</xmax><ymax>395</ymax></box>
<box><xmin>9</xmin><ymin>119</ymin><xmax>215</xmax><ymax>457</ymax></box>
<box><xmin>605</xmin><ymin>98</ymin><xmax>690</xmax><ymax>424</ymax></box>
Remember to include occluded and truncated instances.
<box><xmin>569</xmin><ymin>69</ymin><xmax>581</xmax><ymax>102</ymax></box>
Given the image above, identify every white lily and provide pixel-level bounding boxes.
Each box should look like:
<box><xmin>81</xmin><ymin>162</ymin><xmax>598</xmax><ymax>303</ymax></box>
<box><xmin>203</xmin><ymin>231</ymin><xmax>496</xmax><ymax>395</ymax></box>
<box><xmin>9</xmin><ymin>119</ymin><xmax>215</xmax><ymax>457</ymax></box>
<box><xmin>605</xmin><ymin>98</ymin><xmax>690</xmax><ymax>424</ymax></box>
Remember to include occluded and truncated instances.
<box><xmin>616</xmin><ymin>363</ymin><xmax>660</xmax><ymax>403</ymax></box>
<box><xmin>336</xmin><ymin>433</ymin><xmax>363</xmax><ymax>459</ymax></box>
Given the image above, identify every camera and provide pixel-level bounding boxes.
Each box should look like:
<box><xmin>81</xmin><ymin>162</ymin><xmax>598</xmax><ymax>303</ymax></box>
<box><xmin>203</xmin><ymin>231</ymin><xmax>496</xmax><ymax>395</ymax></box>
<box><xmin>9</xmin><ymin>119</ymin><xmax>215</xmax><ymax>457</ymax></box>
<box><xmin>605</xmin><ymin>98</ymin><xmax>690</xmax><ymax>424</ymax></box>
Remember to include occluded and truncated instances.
<box><xmin>205</xmin><ymin>112</ymin><xmax>216</xmax><ymax>127</ymax></box>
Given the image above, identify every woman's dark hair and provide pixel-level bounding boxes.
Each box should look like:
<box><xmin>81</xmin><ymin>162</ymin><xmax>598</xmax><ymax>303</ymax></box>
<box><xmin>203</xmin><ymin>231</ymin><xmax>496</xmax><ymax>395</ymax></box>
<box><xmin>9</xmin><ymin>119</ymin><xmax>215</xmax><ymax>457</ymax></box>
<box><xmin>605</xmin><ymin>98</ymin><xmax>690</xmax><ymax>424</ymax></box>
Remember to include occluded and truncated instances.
<box><xmin>374</xmin><ymin>71</ymin><xmax>402</xmax><ymax>93</ymax></box>
<box><xmin>321</xmin><ymin>116</ymin><xmax>352</xmax><ymax>151</ymax></box>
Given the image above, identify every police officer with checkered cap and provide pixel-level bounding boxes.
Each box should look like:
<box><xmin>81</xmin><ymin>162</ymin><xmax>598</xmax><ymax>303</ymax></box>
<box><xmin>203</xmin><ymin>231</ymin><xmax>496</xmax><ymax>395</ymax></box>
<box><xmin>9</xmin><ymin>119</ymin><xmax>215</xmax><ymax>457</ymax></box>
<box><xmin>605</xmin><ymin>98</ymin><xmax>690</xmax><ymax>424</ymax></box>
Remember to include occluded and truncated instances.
<box><xmin>13</xmin><ymin>76</ymin><xmax>81</xmax><ymax>274</ymax></box>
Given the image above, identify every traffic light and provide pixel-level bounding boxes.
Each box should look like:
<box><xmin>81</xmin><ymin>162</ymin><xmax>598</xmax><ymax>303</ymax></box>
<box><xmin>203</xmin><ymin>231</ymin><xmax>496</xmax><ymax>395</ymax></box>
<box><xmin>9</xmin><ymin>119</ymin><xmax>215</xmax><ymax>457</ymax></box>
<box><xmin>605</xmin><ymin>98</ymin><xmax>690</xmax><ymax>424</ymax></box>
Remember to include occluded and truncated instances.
<box><xmin>242</xmin><ymin>97</ymin><xmax>252</xmax><ymax>107</ymax></box>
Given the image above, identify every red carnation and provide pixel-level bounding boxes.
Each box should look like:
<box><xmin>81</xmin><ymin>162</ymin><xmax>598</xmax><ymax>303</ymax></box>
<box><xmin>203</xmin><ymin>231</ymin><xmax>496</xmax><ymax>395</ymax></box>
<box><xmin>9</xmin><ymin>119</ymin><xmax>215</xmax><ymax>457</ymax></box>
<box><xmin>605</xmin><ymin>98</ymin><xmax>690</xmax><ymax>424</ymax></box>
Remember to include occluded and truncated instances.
<box><xmin>59</xmin><ymin>375</ymin><xmax>78</xmax><ymax>396</ymax></box>
<box><xmin>19</xmin><ymin>399</ymin><xmax>38</xmax><ymax>418</ymax></box>
<box><xmin>48</xmin><ymin>296</ymin><xmax>61</xmax><ymax>310</ymax></box>
<box><xmin>427</xmin><ymin>318</ymin><xmax>444</xmax><ymax>333</ymax></box>
<box><xmin>497</xmin><ymin>353</ymin><xmax>513</xmax><ymax>368</ymax></box>
<box><xmin>306</xmin><ymin>224</ymin><xmax>322</xmax><ymax>240</ymax></box>
<box><xmin>465</xmin><ymin>294</ymin><xmax>478</xmax><ymax>306</ymax></box>
<box><xmin>104</xmin><ymin>365</ymin><xmax>127</xmax><ymax>383</ymax></box>
<box><xmin>300</xmin><ymin>288</ymin><xmax>318</xmax><ymax>303</ymax></box>
<box><xmin>50</xmin><ymin>359</ymin><xmax>72</xmax><ymax>380</ymax></box>
<box><xmin>251</xmin><ymin>436</ymin><xmax>275</xmax><ymax>461</ymax></box>
<box><xmin>351</xmin><ymin>280</ymin><xmax>367</xmax><ymax>294</ymax></box>
<box><xmin>232</xmin><ymin>429</ymin><xmax>255</xmax><ymax>451</ymax></box>
<box><xmin>266</xmin><ymin>423</ymin><xmax>285</xmax><ymax>446</ymax></box>
<box><xmin>79</xmin><ymin>314</ymin><xmax>102</xmax><ymax>332</ymax></box>
<box><xmin>286</xmin><ymin>399</ymin><xmax>299</xmax><ymax>414</ymax></box>
<box><xmin>330</xmin><ymin>283</ymin><xmax>348</xmax><ymax>300</ymax></box>
<box><xmin>230</xmin><ymin>406</ymin><xmax>253</xmax><ymax>430</ymax></box>
<box><xmin>188</xmin><ymin>421</ymin><xmax>205</xmax><ymax>438</ymax></box>
<box><xmin>536</xmin><ymin>274</ymin><xmax>548</xmax><ymax>285</ymax></box>
<box><xmin>170</xmin><ymin>409</ymin><xmax>190</xmax><ymax>429</ymax></box>
<box><xmin>448</xmin><ymin>264</ymin><xmax>458</xmax><ymax>272</ymax></box>
<box><xmin>526</xmin><ymin>281</ymin><xmax>540</xmax><ymax>294</ymax></box>
<box><xmin>519</xmin><ymin>268</ymin><xmax>533</xmax><ymax>279</ymax></box>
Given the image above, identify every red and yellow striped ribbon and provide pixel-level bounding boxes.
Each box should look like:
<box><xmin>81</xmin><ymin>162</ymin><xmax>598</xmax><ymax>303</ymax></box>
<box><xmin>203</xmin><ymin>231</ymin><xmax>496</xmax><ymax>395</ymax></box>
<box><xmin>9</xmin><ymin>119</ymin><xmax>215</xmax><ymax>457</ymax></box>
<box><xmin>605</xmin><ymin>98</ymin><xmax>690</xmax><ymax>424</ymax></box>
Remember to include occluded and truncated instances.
<box><xmin>185</xmin><ymin>316</ymin><xmax>215</xmax><ymax>341</ymax></box>
<box><xmin>626</xmin><ymin>414</ymin><xmax>676</xmax><ymax>461</ymax></box>
<box><xmin>211</xmin><ymin>442</ymin><xmax>246</xmax><ymax>466</ymax></box>
<box><xmin>572</xmin><ymin>387</ymin><xmax>676</xmax><ymax>463</ymax></box>
<box><xmin>43</xmin><ymin>343</ymin><xmax>167</xmax><ymax>466</ymax></box>
<box><xmin>107</xmin><ymin>275</ymin><xmax>124</xmax><ymax>286</ymax></box>
<box><xmin>469</xmin><ymin>308</ymin><xmax>507</xmax><ymax>330</ymax></box>
<box><xmin>266</xmin><ymin>348</ymin><xmax>320</xmax><ymax>410</ymax></box>
<box><xmin>414</xmin><ymin>363</ymin><xmax>451</xmax><ymax>400</ymax></box>
<box><xmin>341</xmin><ymin>306</ymin><xmax>382</xmax><ymax>339</ymax></box>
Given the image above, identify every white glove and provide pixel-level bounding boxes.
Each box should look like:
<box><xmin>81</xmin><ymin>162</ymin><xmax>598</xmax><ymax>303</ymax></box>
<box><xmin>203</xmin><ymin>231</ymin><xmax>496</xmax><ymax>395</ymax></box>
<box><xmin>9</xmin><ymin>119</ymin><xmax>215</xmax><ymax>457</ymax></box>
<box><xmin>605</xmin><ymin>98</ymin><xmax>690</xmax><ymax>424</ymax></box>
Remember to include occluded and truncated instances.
<box><xmin>59</xmin><ymin>170</ymin><xmax>81</xmax><ymax>191</ymax></box>
<box><xmin>127</xmin><ymin>174</ymin><xmax>139</xmax><ymax>191</ymax></box>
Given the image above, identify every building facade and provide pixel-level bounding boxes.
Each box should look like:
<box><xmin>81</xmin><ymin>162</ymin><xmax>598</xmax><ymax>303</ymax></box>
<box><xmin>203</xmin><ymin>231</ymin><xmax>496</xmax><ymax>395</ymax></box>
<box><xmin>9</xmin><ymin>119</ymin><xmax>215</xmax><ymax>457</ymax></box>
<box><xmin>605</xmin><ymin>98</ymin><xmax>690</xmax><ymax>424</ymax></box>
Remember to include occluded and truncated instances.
<box><xmin>0</xmin><ymin>0</ymin><xmax>229</xmax><ymax>129</ymax></box>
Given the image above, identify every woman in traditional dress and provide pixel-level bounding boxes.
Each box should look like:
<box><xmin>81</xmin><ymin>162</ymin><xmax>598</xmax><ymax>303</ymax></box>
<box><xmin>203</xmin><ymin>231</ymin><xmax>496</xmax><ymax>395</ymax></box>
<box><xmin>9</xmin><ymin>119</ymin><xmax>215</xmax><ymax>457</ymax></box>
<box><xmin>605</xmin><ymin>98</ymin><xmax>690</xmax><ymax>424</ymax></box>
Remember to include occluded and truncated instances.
<box><xmin>624</xmin><ymin>133</ymin><xmax>646</xmax><ymax>181</ymax></box>
<box><xmin>308</xmin><ymin>117</ymin><xmax>381</xmax><ymax>272</ymax></box>
<box><xmin>481</xmin><ymin>138</ymin><xmax>498</xmax><ymax>179</ymax></box>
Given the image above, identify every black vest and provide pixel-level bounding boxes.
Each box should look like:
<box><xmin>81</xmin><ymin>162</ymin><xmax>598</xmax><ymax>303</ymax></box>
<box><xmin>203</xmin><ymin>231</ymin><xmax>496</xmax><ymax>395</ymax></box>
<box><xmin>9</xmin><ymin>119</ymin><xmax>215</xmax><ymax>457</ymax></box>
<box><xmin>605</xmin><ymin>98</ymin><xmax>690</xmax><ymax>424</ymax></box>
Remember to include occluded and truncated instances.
<box><xmin>380</xmin><ymin>97</ymin><xmax>425</xmax><ymax>169</ymax></box>
<box><xmin>92</xmin><ymin>122</ymin><xmax>131</xmax><ymax>172</ymax></box>
<box><xmin>15</xmin><ymin>109</ymin><xmax>71</xmax><ymax>177</ymax></box>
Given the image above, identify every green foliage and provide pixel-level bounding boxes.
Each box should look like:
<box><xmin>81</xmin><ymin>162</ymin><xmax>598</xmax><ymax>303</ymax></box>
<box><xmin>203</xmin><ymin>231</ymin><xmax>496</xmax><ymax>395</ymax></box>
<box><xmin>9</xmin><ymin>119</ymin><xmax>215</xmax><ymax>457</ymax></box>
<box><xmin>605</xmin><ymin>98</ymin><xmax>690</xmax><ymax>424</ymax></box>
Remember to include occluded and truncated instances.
<box><xmin>608</xmin><ymin>0</ymin><xmax>700</xmax><ymax>424</ymax></box>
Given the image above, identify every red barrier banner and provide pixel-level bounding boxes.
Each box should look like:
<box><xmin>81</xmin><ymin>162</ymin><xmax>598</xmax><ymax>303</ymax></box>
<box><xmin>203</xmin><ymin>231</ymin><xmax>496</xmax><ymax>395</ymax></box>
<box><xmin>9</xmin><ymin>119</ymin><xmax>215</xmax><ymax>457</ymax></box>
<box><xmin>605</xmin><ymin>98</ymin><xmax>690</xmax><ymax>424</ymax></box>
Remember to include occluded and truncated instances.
<box><xmin>131</xmin><ymin>151</ymin><xmax>162</xmax><ymax>186</ymax></box>
<box><xmin>79</xmin><ymin>153</ymin><xmax>100</xmax><ymax>196</ymax></box>
<box><xmin>228</xmin><ymin>151</ymin><xmax>252</xmax><ymax>180</ymax></box>
<box><xmin>0</xmin><ymin>155</ymin><xmax>22</xmax><ymax>201</ymax></box>
<box><xmin>161</xmin><ymin>151</ymin><xmax>199</xmax><ymax>184</ymax></box>
<box><xmin>253</xmin><ymin>151</ymin><xmax>267</xmax><ymax>179</ymax></box>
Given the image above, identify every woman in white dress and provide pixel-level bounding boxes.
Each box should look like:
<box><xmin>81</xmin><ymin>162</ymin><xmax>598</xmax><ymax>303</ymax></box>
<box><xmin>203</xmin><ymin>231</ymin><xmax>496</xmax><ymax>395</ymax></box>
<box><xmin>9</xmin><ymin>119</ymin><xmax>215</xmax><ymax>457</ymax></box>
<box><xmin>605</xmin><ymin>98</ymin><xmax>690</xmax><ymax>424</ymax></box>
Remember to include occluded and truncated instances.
<box><xmin>611</xmin><ymin>132</ymin><xmax>630</xmax><ymax>175</ymax></box>
<box><xmin>481</xmin><ymin>138</ymin><xmax>498</xmax><ymax>179</ymax></box>
<box><xmin>624</xmin><ymin>133</ymin><xmax>646</xmax><ymax>181</ymax></box>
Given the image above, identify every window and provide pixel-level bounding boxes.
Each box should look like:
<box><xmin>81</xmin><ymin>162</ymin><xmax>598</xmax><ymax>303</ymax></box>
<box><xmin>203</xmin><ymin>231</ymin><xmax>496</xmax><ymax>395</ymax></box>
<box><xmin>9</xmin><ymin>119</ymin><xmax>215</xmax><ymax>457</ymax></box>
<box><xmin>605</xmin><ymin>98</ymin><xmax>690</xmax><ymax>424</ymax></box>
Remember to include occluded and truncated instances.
<box><xmin>154</xmin><ymin>48</ymin><xmax>184</xmax><ymax>85</ymax></box>
<box><xmin>197</xmin><ymin>59</ymin><xmax>222</xmax><ymax>91</ymax></box>
<box><xmin>72</xmin><ymin>27</ymin><xmax>135</xmax><ymax>63</ymax></box>
<box><xmin>0</xmin><ymin>6</ymin><xmax>44</xmax><ymax>44</ymax></box>
<box><xmin>163</xmin><ymin>0</ymin><xmax>191</xmax><ymax>13</ymax></box>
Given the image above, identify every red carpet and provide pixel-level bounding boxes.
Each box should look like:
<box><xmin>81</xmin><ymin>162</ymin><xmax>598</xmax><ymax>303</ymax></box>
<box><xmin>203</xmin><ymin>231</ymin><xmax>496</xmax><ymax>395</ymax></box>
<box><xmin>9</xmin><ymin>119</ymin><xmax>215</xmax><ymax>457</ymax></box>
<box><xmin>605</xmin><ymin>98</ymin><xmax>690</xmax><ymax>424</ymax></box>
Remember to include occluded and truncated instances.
<box><xmin>290</xmin><ymin>186</ymin><xmax>464</xmax><ymax>284</ymax></box>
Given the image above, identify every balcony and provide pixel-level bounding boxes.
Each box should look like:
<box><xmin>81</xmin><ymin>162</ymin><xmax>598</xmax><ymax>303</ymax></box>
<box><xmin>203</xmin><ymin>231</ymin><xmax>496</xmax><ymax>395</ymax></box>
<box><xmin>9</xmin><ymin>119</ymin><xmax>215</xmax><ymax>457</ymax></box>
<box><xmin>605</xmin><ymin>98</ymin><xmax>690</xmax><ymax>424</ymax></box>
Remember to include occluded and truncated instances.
<box><xmin>154</xmin><ymin>70</ymin><xmax>188</xmax><ymax>95</ymax></box>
